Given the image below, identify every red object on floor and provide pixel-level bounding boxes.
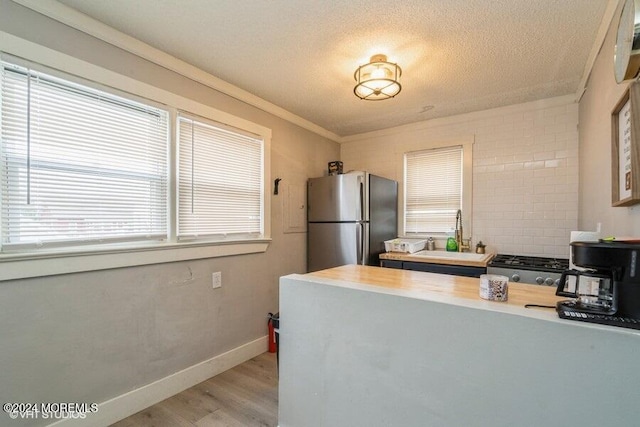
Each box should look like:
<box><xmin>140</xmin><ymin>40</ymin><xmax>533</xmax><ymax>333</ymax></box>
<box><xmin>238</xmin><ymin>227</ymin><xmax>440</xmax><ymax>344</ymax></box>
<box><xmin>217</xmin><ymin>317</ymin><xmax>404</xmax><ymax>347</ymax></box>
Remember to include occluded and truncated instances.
<box><xmin>268</xmin><ymin>313</ymin><xmax>276</xmax><ymax>353</ymax></box>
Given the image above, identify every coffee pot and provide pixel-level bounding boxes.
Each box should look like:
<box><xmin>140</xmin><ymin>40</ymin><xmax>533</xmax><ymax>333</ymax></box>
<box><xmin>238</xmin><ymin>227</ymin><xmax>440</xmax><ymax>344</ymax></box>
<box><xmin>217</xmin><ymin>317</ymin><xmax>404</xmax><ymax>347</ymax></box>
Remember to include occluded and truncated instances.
<box><xmin>556</xmin><ymin>269</ymin><xmax>615</xmax><ymax>314</ymax></box>
<box><xmin>556</xmin><ymin>241</ymin><xmax>640</xmax><ymax>328</ymax></box>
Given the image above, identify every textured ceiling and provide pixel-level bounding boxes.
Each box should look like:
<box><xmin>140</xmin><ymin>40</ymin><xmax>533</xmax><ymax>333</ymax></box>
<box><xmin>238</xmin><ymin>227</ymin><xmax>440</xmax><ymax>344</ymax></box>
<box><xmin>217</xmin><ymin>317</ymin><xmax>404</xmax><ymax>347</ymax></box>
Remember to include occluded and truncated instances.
<box><xmin>55</xmin><ymin>0</ymin><xmax>611</xmax><ymax>137</ymax></box>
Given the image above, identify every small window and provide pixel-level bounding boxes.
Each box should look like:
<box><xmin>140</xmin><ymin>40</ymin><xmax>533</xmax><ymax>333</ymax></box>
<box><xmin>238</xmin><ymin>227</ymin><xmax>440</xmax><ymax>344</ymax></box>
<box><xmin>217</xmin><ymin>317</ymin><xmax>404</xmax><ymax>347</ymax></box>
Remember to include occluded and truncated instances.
<box><xmin>0</xmin><ymin>60</ymin><xmax>169</xmax><ymax>251</ymax></box>
<box><xmin>177</xmin><ymin>114</ymin><xmax>264</xmax><ymax>240</ymax></box>
<box><xmin>404</xmin><ymin>146</ymin><xmax>462</xmax><ymax>235</ymax></box>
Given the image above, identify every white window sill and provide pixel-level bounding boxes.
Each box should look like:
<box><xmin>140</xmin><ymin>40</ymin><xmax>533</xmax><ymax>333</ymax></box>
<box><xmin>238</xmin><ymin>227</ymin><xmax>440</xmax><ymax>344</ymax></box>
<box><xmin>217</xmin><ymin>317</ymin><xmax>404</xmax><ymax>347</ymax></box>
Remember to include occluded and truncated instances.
<box><xmin>0</xmin><ymin>239</ymin><xmax>271</xmax><ymax>281</ymax></box>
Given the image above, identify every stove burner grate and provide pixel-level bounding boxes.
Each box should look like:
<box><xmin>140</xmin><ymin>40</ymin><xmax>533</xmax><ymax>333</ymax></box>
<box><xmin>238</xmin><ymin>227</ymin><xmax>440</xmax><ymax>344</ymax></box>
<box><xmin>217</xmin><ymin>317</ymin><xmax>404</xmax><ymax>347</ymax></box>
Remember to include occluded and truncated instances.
<box><xmin>490</xmin><ymin>254</ymin><xmax>569</xmax><ymax>272</ymax></box>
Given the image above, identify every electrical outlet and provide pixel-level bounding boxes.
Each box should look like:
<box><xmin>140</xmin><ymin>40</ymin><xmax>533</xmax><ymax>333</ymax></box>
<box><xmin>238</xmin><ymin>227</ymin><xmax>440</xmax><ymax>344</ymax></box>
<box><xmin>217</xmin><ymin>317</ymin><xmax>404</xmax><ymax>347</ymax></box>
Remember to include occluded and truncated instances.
<box><xmin>212</xmin><ymin>272</ymin><xmax>222</xmax><ymax>289</ymax></box>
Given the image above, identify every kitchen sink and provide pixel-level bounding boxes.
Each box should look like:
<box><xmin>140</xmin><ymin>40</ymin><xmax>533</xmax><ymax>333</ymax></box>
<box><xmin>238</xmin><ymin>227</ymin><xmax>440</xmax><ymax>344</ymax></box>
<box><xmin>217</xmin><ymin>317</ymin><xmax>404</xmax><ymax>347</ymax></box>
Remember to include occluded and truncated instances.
<box><xmin>412</xmin><ymin>250</ymin><xmax>489</xmax><ymax>261</ymax></box>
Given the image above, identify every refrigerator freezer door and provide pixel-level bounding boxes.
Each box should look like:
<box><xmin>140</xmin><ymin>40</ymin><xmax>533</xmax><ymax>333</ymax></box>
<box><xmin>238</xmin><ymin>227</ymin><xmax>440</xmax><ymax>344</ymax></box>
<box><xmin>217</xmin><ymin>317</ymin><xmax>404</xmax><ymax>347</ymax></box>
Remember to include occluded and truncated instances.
<box><xmin>307</xmin><ymin>222</ymin><xmax>369</xmax><ymax>272</ymax></box>
<box><xmin>368</xmin><ymin>174</ymin><xmax>398</xmax><ymax>265</ymax></box>
<box><xmin>307</xmin><ymin>172</ymin><xmax>367</xmax><ymax>222</ymax></box>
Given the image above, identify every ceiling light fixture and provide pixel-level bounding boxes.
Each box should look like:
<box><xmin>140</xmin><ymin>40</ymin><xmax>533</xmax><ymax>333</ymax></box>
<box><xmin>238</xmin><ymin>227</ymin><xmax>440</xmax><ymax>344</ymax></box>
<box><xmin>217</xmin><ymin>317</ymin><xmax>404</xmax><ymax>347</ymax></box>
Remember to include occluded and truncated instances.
<box><xmin>353</xmin><ymin>54</ymin><xmax>402</xmax><ymax>101</ymax></box>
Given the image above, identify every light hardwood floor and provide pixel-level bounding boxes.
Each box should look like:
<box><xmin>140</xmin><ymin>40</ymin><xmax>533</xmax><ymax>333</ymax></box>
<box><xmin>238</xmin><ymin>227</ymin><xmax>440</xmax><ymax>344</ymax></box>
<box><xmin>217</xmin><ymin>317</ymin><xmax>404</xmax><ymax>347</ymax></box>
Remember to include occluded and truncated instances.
<box><xmin>110</xmin><ymin>352</ymin><xmax>278</xmax><ymax>427</ymax></box>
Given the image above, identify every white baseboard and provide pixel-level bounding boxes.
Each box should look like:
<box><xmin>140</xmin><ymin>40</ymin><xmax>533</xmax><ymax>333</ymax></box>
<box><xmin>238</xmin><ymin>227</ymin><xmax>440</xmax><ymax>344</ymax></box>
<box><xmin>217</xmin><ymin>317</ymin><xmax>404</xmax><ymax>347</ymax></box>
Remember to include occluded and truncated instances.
<box><xmin>48</xmin><ymin>336</ymin><xmax>268</xmax><ymax>427</ymax></box>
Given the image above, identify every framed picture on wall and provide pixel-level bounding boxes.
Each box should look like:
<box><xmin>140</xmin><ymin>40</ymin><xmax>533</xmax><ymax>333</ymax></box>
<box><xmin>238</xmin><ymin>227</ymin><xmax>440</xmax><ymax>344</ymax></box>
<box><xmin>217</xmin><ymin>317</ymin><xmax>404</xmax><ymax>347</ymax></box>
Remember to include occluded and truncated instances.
<box><xmin>611</xmin><ymin>81</ymin><xmax>640</xmax><ymax>206</ymax></box>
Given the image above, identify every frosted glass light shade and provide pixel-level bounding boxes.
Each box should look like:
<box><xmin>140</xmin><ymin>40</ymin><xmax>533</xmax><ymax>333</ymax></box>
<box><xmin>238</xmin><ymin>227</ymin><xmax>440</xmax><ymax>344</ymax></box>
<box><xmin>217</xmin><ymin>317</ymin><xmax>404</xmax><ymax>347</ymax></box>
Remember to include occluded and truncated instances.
<box><xmin>353</xmin><ymin>54</ymin><xmax>402</xmax><ymax>100</ymax></box>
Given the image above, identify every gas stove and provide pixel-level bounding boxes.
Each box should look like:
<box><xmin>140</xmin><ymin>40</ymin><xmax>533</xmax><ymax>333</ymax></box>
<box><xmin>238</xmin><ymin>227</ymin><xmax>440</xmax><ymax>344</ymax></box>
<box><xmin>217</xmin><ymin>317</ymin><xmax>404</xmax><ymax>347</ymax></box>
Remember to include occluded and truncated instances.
<box><xmin>487</xmin><ymin>254</ymin><xmax>569</xmax><ymax>286</ymax></box>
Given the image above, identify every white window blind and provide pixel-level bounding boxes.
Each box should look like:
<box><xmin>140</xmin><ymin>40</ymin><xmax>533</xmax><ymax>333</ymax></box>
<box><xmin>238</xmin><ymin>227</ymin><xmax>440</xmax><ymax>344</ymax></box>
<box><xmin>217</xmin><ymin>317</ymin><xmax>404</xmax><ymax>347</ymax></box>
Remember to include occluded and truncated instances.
<box><xmin>0</xmin><ymin>60</ymin><xmax>169</xmax><ymax>250</ymax></box>
<box><xmin>177</xmin><ymin>114</ymin><xmax>263</xmax><ymax>240</ymax></box>
<box><xmin>404</xmin><ymin>146</ymin><xmax>462</xmax><ymax>234</ymax></box>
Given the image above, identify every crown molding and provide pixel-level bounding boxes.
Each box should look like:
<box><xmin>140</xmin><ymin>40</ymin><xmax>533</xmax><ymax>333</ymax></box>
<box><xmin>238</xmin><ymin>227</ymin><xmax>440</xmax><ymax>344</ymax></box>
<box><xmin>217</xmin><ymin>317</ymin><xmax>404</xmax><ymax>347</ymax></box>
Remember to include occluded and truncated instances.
<box><xmin>10</xmin><ymin>0</ymin><xmax>341</xmax><ymax>143</ymax></box>
<box><xmin>575</xmin><ymin>0</ymin><xmax>621</xmax><ymax>101</ymax></box>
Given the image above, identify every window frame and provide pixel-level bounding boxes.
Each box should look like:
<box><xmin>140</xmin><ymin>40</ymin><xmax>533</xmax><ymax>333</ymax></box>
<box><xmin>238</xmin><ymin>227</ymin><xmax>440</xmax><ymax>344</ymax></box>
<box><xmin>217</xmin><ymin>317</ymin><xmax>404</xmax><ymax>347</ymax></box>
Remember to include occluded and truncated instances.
<box><xmin>0</xmin><ymin>34</ymin><xmax>271</xmax><ymax>281</ymax></box>
<box><xmin>400</xmin><ymin>140</ymin><xmax>473</xmax><ymax>241</ymax></box>
<box><xmin>176</xmin><ymin>112</ymin><xmax>265</xmax><ymax>241</ymax></box>
<box><xmin>403</xmin><ymin>145</ymin><xmax>463</xmax><ymax>235</ymax></box>
<box><xmin>1</xmin><ymin>59</ymin><xmax>171</xmax><ymax>250</ymax></box>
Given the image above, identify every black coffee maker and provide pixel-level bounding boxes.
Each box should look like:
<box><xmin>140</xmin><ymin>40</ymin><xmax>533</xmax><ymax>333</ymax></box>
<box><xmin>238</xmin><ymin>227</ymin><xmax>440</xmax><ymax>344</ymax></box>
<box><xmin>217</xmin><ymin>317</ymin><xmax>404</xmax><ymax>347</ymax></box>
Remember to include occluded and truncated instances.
<box><xmin>556</xmin><ymin>241</ymin><xmax>640</xmax><ymax>329</ymax></box>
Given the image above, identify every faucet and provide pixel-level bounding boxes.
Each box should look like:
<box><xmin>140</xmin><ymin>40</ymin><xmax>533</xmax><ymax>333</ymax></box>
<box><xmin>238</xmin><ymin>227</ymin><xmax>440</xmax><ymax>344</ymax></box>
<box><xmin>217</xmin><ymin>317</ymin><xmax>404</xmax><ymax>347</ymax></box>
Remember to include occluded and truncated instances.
<box><xmin>455</xmin><ymin>209</ymin><xmax>470</xmax><ymax>252</ymax></box>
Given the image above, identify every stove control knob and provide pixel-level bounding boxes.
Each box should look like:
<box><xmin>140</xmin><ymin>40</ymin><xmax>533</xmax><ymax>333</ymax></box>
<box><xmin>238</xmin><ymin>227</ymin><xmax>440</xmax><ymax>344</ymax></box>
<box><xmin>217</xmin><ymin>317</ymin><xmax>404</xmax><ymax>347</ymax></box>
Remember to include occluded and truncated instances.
<box><xmin>544</xmin><ymin>277</ymin><xmax>555</xmax><ymax>286</ymax></box>
<box><xmin>511</xmin><ymin>274</ymin><xmax>520</xmax><ymax>282</ymax></box>
<box><xmin>535</xmin><ymin>276</ymin><xmax>544</xmax><ymax>285</ymax></box>
<box><xmin>554</xmin><ymin>278</ymin><xmax>561</xmax><ymax>287</ymax></box>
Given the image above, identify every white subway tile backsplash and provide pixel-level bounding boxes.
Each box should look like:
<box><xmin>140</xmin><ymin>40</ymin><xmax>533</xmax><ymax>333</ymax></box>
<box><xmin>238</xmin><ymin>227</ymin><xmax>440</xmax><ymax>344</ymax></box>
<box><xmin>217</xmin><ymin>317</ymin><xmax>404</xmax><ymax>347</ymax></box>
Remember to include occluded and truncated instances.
<box><xmin>487</xmin><ymin>164</ymin><xmax>506</xmax><ymax>173</ymax></box>
<box><xmin>476</xmin><ymin>157</ymin><xmax>498</xmax><ymax>166</ymax></box>
<box><xmin>543</xmin><ymin>227</ymin><xmax>566</xmax><ymax>237</ymax></box>
<box><xmin>533</xmin><ymin>151</ymin><xmax>556</xmax><ymax>161</ymax></box>
<box><xmin>555</xmin><ymin>219</ymin><xmax>576</xmax><ymax>229</ymax></box>
<box><xmin>534</xmin><ymin>168</ymin><xmax>556</xmax><ymax>177</ymax></box>
<box><xmin>531</xmin><ymin>194</ymin><xmax>546</xmax><ymax>203</ymax></box>
<box><xmin>534</xmin><ymin>236</ymin><xmax>556</xmax><ymax>246</ymax></box>
<box><xmin>552</xmin><ymin>139</ymin><xmax>569</xmax><ymax>150</ymax></box>
<box><xmin>532</xmin><ymin>177</ymin><xmax>548</xmax><ymax>187</ymax></box>
<box><xmin>544</xmin><ymin>159</ymin><xmax>567</xmax><ymax>168</ymax></box>
<box><xmin>545</xmin><ymin>245</ymin><xmax>564</xmax><ymax>256</ymax></box>
<box><xmin>497</xmin><ymin>155</ymin><xmax>516</xmax><ymax>164</ymax></box>
<box><xmin>555</xmin><ymin>183</ymin><xmax>574</xmax><ymax>193</ymax></box>
<box><xmin>567</xmin><ymin>156</ymin><xmax>579</xmax><ymax>167</ymax></box>
<box><xmin>535</xmin><ymin>134</ymin><xmax>556</xmax><ymax>145</ymax></box>
<box><xmin>504</xmin><ymin>162</ymin><xmax>524</xmax><ymax>171</ymax></box>
<box><xmin>513</xmin><ymin>153</ymin><xmax>534</xmax><ymax>163</ymax></box>
<box><xmin>474</xmin><ymin>100</ymin><xmax>578</xmax><ymax>257</ymax></box>
<box><xmin>544</xmin><ymin>105</ymin><xmax>568</xmax><ymax>118</ymax></box>
<box><xmin>483</xmin><ymin>116</ymin><xmax>506</xmax><ymax>127</ymax></box>
<box><xmin>534</xmin><ymin>185</ymin><xmax>557</xmax><ymax>194</ymax></box>
<box><xmin>533</xmin><ymin>202</ymin><xmax>555</xmax><ymax>212</ymax></box>
<box><xmin>534</xmin><ymin>116</ymin><xmax>557</xmax><ymax>128</ymax></box>
<box><xmin>545</xmin><ymin>123</ymin><xmax>569</xmax><ymax>135</ymax></box>
<box><xmin>504</xmin><ymin>112</ymin><xmax>525</xmax><ymax>123</ymax></box>
<box><xmin>525</xmin><ymin>227</ymin><xmax>546</xmax><ymax>237</ymax></box>
<box><xmin>565</xmin><ymin>210</ymin><xmax>578</xmax><ymax>221</ymax></box>
<box><xmin>526</xmin><ymin>161</ymin><xmax>546</xmax><ymax>169</ymax></box>
<box><xmin>509</xmin><ymin>227</ymin><xmax>524</xmax><ymax>236</ymax></box>
<box><xmin>546</xmin><ymin>210</ymin><xmax>567</xmax><ymax>220</ymax></box>
<box><xmin>564</xmin><ymin>192</ymin><xmax>578</xmax><ymax>202</ymax></box>
<box><xmin>544</xmin><ymin>193</ymin><xmax>567</xmax><ymax>203</ymax></box>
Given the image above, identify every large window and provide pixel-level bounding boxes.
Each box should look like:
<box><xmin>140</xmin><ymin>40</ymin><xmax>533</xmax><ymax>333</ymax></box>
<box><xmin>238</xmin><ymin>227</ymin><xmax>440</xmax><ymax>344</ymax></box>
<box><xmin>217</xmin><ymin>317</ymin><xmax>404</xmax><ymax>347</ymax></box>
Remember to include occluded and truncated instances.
<box><xmin>177</xmin><ymin>114</ymin><xmax>263</xmax><ymax>240</ymax></box>
<box><xmin>0</xmin><ymin>55</ymin><xmax>269</xmax><ymax>265</ymax></box>
<box><xmin>0</xmin><ymin>60</ymin><xmax>169</xmax><ymax>250</ymax></box>
<box><xmin>404</xmin><ymin>146</ymin><xmax>463</xmax><ymax>235</ymax></box>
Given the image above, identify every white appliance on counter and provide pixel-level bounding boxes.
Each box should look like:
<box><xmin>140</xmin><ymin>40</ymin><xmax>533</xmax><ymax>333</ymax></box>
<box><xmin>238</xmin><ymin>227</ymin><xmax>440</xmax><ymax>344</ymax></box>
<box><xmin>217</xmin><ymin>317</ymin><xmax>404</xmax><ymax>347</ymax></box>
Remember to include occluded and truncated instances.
<box><xmin>307</xmin><ymin>171</ymin><xmax>397</xmax><ymax>272</ymax></box>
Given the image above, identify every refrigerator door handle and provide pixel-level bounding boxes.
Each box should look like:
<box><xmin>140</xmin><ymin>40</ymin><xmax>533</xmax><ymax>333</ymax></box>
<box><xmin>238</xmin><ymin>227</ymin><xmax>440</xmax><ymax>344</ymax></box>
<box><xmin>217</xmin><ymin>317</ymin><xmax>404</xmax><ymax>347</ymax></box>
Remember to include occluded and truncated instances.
<box><xmin>359</xmin><ymin>180</ymin><xmax>364</xmax><ymax>222</ymax></box>
<box><xmin>357</xmin><ymin>222</ymin><xmax>365</xmax><ymax>265</ymax></box>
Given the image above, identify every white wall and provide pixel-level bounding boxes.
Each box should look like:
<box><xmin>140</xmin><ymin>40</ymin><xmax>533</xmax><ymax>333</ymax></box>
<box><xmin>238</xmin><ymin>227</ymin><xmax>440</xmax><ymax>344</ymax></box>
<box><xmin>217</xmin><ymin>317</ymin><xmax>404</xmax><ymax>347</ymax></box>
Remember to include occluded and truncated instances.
<box><xmin>578</xmin><ymin>1</ymin><xmax>640</xmax><ymax>236</ymax></box>
<box><xmin>0</xmin><ymin>1</ymin><xmax>339</xmax><ymax>425</ymax></box>
<box><xmin>341</xmin><ymin>96</ymin><xmax>579</xmax><ymax>258</ymax></box>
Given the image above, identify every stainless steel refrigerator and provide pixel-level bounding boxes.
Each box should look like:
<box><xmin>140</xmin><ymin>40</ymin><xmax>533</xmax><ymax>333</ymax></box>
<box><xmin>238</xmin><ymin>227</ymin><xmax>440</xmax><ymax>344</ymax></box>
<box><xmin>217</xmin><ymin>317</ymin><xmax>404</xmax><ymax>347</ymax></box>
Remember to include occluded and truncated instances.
<box><xmin>307</xmin><ymin>171</ymin><xmax>398</xmax><ymax>272</ymax></box>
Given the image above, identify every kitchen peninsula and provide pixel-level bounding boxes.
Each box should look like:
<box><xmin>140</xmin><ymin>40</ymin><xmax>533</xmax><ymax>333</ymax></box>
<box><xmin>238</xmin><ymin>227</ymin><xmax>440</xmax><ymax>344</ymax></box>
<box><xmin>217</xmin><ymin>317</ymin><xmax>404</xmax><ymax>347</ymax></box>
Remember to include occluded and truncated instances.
<box><xmin>278</xmin><ymin>265</ymin><xmax>640</xmax><ymax>427</ymax></box>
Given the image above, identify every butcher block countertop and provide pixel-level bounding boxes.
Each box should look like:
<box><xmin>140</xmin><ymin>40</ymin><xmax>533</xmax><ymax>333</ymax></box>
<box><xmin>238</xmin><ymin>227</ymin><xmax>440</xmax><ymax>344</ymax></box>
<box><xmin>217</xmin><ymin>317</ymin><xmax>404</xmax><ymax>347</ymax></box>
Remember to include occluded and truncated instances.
<box><xmin>379</xmin><ymin>250</ymin><xmax>494</xmax><ymax>267</ymax></box>
<box><xmin>307</xmin><ymin>264</ymin><xmax>562</xmax><ymax>310</ymax></box>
